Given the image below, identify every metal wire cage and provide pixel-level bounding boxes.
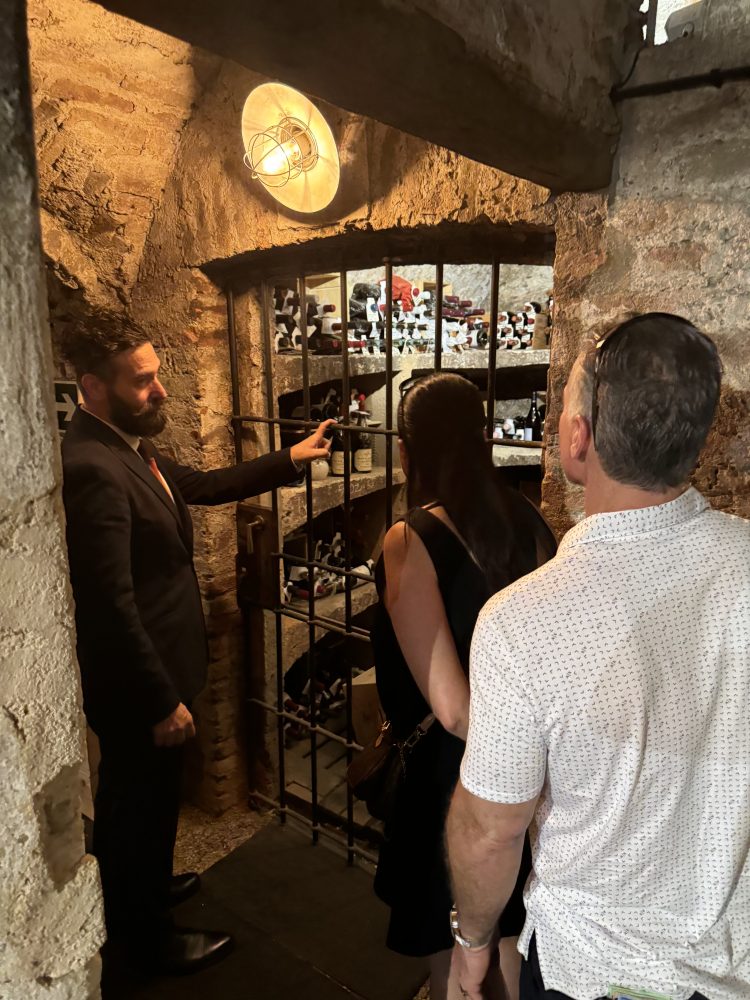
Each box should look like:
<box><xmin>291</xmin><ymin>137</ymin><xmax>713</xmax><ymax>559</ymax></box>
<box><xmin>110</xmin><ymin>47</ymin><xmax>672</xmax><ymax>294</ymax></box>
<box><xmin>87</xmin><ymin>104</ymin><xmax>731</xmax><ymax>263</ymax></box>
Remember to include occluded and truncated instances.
<box><xmin>244</xmin><ymin>116</ymin><xmax>319</xmax><ymax>189</ymax></box>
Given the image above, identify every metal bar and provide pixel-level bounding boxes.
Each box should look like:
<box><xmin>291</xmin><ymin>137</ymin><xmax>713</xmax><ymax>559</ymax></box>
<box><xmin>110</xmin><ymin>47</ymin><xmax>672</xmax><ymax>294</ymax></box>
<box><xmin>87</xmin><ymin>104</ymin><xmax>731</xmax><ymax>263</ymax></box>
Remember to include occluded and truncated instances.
<box><xmin>233</xmin><ymin>413</ymin><xmax>398</xmax><ymax>438</ymax></box>
<box><xmin>645</xmin><ymin>0</ymin><xmax>658</xmax><ymax>46</ymax></box>
<box><xmin>485</xmin><ymin>261</ymin><xmax>500</xmax><ymax>440</ymax></box>
<box><xmin>272</xmin><ymin>552</ymin><xmax>372</xmax><ymax>584</ymax></box>
<box><xmin>339</xmin><ymin>267</ymin><xmax>355</xmax><ymax>865</ymax></box>
<box><xmin>613</xmin><ymin>64</ymin><xmax>750</xmax><ymax>102</ymax></box>
<box><xmin>248</xmin><ymin>792</ymin><xmax>380</xmax><ymax>867</ymax></box>
<box><xmin>261</xmin><ymin>285</ymin><xmax>282</xmax><ymax>609</ymax></box>
<box><xmin>275</xmin><ymin>606</ymin><xmax>371</xmax><ymax>642</ymax></box>
<box><xmin>298</xmin><ymin>273</ymin><xmax>319</xmax><ymax>846</ymax></box>
<box><xmin>277</xmin><ymin>602</ymin><xmax>371</xmax><ymax>638</ymax></box>
<box><xmin>248</xmin><ymin>698</ymin><xmax>364</xmax><ymax>751</ymax></box>
<box><xmin>434</xmin><ymin>262</ymin><xmax>443</xmax><ymax>372</ymax></box>
<box><xmin>274</xmin><ymin>612</ymin><xmax>286</xmax><ymax>823</ymax></box>
<box><xmin>384</xmin><ymin>258</ymin><xmax>394</xmax><ymax>529</ymax></box>
<box><xmin>259</xmin><ymin>278</ymin><xmax>286</xmax><ymax>823</ymax></box>
<box><xmin>259</xmin><ymin>282</ymin><xmax>277</xmax><ymax>455</ymax></box>
<box><xmin>226</xmin><ymin>287</ymin><xmax>243</xmax><ymax>463</ymax></box>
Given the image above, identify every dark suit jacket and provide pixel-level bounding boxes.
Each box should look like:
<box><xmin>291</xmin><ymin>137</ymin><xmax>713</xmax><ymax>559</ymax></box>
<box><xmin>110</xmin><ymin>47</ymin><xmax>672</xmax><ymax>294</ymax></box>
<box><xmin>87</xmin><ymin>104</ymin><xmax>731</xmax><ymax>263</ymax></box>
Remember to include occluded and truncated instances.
<box><xmin>62</xmin><ymin>407</ymin><xmax>297</xmax><ymax>733</ymax></box>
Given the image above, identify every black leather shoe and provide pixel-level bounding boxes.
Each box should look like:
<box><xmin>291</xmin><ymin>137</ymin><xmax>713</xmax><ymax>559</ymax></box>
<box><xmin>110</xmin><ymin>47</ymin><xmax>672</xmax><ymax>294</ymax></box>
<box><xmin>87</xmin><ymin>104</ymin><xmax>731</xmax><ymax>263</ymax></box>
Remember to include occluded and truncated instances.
<box><xmin>154</xmin><ymin>929</ymin><xmax>234</xmax><ymax>975</ymax></box>
<box><xmin>169</xmin><ymin>872</ymin><xmax>200</xmax><ymax>907</ymax></box>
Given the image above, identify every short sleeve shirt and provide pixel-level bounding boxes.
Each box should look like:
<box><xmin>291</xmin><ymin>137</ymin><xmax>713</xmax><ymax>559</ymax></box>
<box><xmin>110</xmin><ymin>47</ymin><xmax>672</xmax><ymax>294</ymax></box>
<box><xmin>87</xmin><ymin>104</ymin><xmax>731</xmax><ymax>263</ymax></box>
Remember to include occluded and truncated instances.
<box><xmin>461</xmin><ymin>489</ymin><xmax>750</xmax><ymax>1000</ymax></box>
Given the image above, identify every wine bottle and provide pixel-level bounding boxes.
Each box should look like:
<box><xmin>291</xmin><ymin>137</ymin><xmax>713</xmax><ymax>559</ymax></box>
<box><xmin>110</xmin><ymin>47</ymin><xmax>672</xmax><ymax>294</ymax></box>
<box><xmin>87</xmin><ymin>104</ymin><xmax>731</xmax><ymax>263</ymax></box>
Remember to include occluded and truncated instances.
<box><xmin>525</xmin><ymin>393</ymin><xmax>540</xmax><ymax>442</ymax></box>
<box><xmin>352</xmin><ymin>413</ymin><xmax>372</xmax><ymax>473</ymax></box>
<box><xmin>330</xmin><ymin>427</ymin><xmax>347</xmax><ymax>476</ymax></box>
<box><xmin>533</xmin><ymin>400</ymin><xmax>544</xmax><ymax>441</ymax></box>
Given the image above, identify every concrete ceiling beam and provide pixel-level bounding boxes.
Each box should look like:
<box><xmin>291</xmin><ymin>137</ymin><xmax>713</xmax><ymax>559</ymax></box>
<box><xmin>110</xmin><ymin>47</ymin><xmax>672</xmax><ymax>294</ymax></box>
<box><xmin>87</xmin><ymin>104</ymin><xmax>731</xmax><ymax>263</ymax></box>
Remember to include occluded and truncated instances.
<box><xmin>94</xmin><ymin>0</ymin><xmax>643</xmax><ymax>193</ymax></box>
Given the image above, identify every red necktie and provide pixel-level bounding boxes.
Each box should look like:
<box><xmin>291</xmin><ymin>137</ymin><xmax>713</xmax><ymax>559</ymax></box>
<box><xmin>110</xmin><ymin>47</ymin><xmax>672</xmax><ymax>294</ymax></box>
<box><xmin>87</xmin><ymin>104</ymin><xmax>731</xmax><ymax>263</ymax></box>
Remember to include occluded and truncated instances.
<box><xmin>138</xmin><ymin>444</ymin><xmax>174</xmax><ymax>503</ymax></box>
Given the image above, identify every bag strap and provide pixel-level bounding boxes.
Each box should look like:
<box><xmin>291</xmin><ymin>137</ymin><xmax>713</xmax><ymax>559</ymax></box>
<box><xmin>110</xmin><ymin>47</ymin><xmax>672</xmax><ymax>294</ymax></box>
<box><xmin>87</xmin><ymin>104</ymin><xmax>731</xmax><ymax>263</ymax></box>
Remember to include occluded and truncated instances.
<box><xmin>400</xmin><ymin>712</ymin><xmax>435</xmax><ymax>751</ymax></box>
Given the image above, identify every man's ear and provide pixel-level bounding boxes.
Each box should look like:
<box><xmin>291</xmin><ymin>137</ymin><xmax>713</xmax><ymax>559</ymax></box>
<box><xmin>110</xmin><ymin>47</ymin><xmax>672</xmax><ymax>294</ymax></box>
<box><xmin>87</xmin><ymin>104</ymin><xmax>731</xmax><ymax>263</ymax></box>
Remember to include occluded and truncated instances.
<box><xmin>80</xmin><ymin>372</ymin><xmax>106</xmax><ymax>403</ymax></box>
<box><xmin>569</xmin><ymin>413</ymin><xmax>592</xmax><ymax>463</ymax></box>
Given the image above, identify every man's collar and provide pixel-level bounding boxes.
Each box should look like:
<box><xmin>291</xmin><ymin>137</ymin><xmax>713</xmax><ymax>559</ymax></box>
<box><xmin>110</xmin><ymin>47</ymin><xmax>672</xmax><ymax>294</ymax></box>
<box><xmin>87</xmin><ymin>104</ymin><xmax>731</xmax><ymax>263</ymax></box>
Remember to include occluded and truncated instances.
<box><xmin>81</xmin><ymin>405</ymin><xmax>141</xmax><ymax>453</ymax></box>
<box><xmin>558</xmin><ymin>487</ymin><xmax>709</xmax><ymax>552</ymax></box>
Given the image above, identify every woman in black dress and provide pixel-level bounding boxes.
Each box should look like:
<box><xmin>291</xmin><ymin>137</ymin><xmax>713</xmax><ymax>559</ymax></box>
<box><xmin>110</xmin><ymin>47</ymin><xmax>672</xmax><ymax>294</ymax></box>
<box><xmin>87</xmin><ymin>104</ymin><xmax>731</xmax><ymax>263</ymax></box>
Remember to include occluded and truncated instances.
<box><xmin>372</xmin><ymin>373</ymin><xmax>555</xmax><ymax>1000</ymax></box>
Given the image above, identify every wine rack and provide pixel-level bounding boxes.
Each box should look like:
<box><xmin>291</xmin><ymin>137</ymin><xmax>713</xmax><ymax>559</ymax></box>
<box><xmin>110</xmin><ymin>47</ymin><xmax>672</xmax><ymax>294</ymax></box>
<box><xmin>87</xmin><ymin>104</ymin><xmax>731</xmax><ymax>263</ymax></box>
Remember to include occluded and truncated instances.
<box><xmin>225</xmin><ymin>259</ymin><xmax>550</xmax><ymax>863</ymax></box>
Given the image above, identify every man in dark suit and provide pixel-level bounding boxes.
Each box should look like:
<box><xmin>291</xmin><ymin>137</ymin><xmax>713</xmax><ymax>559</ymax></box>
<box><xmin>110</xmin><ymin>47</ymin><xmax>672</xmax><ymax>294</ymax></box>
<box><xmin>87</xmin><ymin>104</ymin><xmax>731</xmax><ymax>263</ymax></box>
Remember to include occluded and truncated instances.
<box><xmin>60</xmin><ymin>317</ymin><xmax>331</xmax><ymax>975</ymax></box>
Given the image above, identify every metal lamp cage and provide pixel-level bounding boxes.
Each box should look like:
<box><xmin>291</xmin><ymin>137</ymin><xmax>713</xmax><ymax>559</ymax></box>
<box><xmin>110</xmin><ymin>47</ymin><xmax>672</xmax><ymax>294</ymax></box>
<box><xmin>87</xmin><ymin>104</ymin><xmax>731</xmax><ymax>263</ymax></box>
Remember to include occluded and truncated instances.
<box><xmin>244</xmin><ymin>116</ymin><xmax>319</xmax><ymax>189</ymax></box>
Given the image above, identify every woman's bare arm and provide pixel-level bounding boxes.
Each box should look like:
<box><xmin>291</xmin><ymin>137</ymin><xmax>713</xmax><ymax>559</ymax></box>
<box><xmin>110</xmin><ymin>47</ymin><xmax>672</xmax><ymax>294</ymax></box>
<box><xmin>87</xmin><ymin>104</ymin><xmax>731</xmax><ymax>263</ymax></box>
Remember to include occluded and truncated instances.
<box><xmin>382</xmin><ymin>521</ymin><xmax>470</xmax><ymax>739</ymax></box>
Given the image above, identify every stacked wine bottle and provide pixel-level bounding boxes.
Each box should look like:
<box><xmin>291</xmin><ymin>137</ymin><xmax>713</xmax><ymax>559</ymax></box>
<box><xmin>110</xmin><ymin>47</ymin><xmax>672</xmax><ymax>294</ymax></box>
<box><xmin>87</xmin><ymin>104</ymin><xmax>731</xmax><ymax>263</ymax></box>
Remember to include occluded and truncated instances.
<box><xmin>273</xmin><ymin>282</ymin><xmax>550</xmax><ymax>356</ymax></box>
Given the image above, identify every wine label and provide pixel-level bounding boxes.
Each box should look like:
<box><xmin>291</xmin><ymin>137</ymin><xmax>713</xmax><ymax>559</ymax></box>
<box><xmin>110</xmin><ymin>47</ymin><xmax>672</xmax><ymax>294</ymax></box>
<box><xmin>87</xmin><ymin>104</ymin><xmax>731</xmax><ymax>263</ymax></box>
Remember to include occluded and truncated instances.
<box><xmin>331</xmin><ymin>451</ymin><xmax>346</xmax><ymax>475</ymax></box>
<box><xmin>354</xmin><ymin>448</ymin><xmax>372</xmax><ymax>473</ymax></box>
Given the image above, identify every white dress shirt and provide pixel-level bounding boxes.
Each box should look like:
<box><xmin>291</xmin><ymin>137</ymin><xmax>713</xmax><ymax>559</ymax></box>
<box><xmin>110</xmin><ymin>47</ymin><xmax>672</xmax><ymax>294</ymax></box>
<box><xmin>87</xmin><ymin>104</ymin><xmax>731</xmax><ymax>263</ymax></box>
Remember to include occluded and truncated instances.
<box><xmin>462</xmin><ymin>489</ymin><xmax>750</xmax><ymax>1000</ymax></box>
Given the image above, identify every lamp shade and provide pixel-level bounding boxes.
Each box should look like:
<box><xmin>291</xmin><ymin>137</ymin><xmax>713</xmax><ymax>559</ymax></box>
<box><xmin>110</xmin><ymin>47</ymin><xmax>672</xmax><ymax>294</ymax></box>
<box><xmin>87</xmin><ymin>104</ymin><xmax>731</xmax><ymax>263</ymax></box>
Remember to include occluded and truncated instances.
<box><xmin>241</xmin><ymin>83</ymin><xmax>340</xmax><ymax>213</ymax></box>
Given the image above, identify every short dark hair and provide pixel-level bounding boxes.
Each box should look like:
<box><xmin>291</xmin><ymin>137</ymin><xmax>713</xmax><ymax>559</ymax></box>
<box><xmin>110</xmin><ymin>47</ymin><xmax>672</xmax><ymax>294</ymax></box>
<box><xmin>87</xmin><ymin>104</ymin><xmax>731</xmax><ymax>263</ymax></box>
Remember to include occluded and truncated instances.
<box><xmin>58</xmin><ymin>313</ymin><xmax>150</xmax><ymax>382</ymax></box>
<box><xmin>575</xmin><ymin>313</ymin><xmax>721</xmax><ymax>490</ymax></box>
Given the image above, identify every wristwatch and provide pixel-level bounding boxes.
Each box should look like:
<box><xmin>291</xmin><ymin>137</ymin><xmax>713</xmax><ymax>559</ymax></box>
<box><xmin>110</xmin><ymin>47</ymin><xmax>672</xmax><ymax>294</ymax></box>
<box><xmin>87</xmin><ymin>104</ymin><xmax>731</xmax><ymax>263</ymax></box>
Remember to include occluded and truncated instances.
<box><xmin>449</xmin><ymin>906</ymin><xmax>493</xmax><ymax>951</ymax></box>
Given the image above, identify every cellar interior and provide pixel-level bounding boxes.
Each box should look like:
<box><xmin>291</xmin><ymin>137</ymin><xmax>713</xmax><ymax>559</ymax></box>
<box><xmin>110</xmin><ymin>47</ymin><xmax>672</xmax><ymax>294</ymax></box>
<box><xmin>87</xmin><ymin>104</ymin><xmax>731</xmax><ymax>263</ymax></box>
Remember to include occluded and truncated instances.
<box><xmin>219</xmin><ymin>241</ymin><xmax>554</xmax><ymax>849</ymax></box>
<box><xmin>3</xmin><ymin>0</ymin><xmax>749</xmax><ymax>996</ymax></box>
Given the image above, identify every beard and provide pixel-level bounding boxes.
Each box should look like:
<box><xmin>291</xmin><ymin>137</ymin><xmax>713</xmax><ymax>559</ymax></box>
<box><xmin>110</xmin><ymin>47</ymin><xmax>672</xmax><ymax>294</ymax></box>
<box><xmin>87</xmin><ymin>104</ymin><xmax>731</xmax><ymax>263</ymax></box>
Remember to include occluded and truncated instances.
<box><xmin>107</xmin><ymin>387</ymin><xmax>168</xmax><ymax>437</ymax></box>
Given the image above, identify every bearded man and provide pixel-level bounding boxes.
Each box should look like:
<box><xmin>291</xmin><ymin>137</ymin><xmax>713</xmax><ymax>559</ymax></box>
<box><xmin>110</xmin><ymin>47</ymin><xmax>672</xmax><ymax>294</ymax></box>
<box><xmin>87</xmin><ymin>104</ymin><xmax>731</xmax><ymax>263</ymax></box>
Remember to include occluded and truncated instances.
<box><xmin>60</xmin><ymin>317</ymin><xmax>330</xmax><ymax>975</ymax></box>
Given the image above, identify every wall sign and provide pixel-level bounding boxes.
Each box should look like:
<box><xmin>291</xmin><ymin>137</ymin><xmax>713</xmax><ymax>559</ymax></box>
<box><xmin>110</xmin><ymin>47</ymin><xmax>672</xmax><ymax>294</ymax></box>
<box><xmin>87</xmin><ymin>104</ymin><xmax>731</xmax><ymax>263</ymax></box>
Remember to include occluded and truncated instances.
<box><xmin>54</xmin><ymin>380</ymin><xmax>79</xmax><ymax>434</ymax></box>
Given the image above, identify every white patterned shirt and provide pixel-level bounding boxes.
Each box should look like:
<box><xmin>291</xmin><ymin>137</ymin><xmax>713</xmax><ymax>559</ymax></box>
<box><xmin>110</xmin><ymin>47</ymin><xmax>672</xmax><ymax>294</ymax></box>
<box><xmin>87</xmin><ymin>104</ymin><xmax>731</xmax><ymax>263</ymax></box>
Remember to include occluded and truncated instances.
<box><xmin>461</xmin><ymin>489</ymin><xmax>750</xmax><ymax>1000</ymax></box>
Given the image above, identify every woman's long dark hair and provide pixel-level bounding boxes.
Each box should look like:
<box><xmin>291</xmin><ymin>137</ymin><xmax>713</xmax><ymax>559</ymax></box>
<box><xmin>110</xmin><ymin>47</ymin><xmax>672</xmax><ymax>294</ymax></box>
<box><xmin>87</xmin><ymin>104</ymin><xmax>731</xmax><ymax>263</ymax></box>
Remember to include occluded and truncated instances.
<box><xmin>398</xmin><ymin>372</ymin><xmax>514</xmax><ymax>593</ymax></box>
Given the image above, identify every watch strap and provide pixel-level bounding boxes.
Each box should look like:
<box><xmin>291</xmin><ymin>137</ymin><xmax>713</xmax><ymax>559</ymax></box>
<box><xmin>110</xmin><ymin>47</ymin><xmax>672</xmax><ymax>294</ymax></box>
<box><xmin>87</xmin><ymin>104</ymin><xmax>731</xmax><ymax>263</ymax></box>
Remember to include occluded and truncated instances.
<box><xmin>449</xmin><ymin>906</ymin><xmax>493</xmax><ymax>951</ymax></box>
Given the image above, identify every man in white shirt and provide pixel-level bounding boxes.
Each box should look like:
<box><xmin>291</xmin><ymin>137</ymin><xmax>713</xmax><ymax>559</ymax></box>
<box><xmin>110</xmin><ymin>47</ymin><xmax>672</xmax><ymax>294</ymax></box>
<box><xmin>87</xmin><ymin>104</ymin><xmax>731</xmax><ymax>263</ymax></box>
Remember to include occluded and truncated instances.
<box><xmin>446</xmin><ymin>313</ymin><xmax>750</xmax><ymax>1000</ymax></box>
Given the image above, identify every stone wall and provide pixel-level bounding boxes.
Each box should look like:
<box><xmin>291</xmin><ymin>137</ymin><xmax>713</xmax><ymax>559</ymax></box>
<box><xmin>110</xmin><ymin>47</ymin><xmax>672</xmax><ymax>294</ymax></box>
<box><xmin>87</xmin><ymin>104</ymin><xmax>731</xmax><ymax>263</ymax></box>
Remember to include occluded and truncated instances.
<box><xmin>544</xmin><ymin>1</ymin><xmax>750</xmax><ymax>535</ymax></box>
<box><xmin>1</xmin><ymin>3</ymin><xmax>104</xmax><ymax>997</ymax></box>
<box><xmin>28</xmin><ymin>0</ymin><xmax>219</xmax><ymax>341</ymax></box>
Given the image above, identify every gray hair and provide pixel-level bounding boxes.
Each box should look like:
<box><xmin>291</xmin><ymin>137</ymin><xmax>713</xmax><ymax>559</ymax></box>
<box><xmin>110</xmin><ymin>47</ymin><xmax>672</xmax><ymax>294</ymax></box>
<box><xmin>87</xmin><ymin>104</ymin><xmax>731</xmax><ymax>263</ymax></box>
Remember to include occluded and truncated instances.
<box><xmin>567</xmin><ymin>348</ymin><xmax>594</xmax><ymax>422</ymax></box>
<box><xmin>569</xmin><ymin>315</ymin><xmax>721</xmax><ymax>491</ymax></box>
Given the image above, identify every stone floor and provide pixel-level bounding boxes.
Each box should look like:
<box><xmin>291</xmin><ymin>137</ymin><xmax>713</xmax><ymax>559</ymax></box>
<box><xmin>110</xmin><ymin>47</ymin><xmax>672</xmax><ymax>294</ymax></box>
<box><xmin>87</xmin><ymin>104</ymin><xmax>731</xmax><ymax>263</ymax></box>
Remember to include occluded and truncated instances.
<box><xmin>173</xmin><ymin>801</ymin><xmax>272</xmax><ymax>875</ymax></box>
<box><xmin>106</xmin><ymin>820</ymin><xmax>428</xmax><ymax>1000</ymax></box>
<box><xmin>172</xmin><ymin>801</ymin><xmax>431</xmax><ymax>998</ymax></box>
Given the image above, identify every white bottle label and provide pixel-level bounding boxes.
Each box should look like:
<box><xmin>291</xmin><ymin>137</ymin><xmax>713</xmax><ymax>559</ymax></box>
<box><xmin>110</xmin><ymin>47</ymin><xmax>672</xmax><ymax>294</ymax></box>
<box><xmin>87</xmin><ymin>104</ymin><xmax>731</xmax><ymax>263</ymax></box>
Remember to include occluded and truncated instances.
<box><xmin>524</xmin><ymin>427</ymin><xmax>533</xmax><ymax>442</ymax></box>
<box><xmin>354</xmin><ymin>448</ymin><xmax>372</xmax><ymax>473</ymax></box>
<box><xmin>331</xmin><ymin>451</ymin><xmax>346</xmax><ymax>475</ymax></box>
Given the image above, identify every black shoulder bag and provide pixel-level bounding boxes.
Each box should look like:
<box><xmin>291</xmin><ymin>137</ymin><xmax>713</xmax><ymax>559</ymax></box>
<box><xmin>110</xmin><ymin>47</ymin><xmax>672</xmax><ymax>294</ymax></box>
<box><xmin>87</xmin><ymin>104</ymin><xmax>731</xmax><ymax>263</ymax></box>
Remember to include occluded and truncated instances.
<box><xmin>346</xmin><ymin>713</ymin><xmax>435</xmax><ymax>822</ymax></box>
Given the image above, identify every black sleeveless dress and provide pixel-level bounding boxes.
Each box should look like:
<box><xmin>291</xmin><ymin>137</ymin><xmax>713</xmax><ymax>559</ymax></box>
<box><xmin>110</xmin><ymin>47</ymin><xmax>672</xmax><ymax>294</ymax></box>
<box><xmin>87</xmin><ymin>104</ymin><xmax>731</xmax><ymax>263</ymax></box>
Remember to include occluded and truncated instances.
<box><xmin>372</xmin><ymin>503</ymin><xmax>535</xmax><ymax>957</ymax></box>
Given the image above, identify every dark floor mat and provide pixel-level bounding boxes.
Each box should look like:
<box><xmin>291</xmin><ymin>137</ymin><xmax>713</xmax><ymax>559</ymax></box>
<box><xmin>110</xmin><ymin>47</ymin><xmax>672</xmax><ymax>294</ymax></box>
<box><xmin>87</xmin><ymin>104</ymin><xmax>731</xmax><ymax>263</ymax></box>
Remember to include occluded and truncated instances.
<box><xmin>102</xmin><ymin>822</ymin><xmax>428</xmax><ymax>999</ymax></box>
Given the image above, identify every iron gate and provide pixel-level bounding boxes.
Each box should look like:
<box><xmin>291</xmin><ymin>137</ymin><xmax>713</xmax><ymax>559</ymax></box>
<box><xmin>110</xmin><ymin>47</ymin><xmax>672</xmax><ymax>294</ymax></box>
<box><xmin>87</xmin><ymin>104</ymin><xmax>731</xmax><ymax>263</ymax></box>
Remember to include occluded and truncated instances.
<box><xmin>224</xmin><ymin>259</ymin><xmax>542</xmax><ymax>865</ymax></box>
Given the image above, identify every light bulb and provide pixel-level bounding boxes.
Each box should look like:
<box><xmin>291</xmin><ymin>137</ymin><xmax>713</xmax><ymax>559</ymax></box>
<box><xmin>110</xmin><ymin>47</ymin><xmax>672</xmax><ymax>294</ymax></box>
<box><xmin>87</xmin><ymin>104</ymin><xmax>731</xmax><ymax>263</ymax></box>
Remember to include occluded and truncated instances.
<box><xmin>254</xmin><ymin>135</ymin><xmax>301</xmax><ymax>181</ymax></box>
